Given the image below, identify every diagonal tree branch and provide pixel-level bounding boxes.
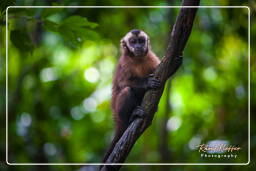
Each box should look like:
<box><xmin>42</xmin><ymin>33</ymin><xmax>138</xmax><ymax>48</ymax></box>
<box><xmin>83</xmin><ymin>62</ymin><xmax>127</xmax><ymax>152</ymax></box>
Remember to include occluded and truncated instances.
<box><xmin>101</xmin><ymin>0</ymin><xmax>200</xmax><ymax>170</ymax></box>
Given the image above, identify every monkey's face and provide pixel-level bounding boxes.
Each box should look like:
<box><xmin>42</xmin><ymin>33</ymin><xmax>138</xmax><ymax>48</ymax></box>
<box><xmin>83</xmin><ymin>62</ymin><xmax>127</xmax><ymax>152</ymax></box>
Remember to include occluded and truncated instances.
<box><xmin>121</xmin><ymin>29</ymin><xmax>149</xmax><ymax>58</ymax></box>
<box><xmin>128</xmin><ymin>36</ymin><xmax>147</xmax><ymax>57</ymax></box>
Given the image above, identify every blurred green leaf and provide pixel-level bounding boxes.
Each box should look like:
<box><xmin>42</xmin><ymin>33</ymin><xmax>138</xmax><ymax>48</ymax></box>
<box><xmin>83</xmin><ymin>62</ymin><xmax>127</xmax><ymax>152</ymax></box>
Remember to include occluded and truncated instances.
<box><xmin>0</xmin><ymin>0</ymin><xmax>15</xmax><ymax>14</ymax></box>
<box><xmin>10</xmin><ymin>29</ymin><xmax>34</xmax><ymax>53</ymax></box>
<box><xmin>43</xmin><ymin>16</ymin><xmax>98</xmax><ymax>48</ymax></box>
<box><xmin>41</xmin><ymin>8</ymin><xmax>63</xmax><ymax>18</ymax></box>
<box><xmin>43</xmin><ymin>19</ymin><xmax>59</xmax><ymax>32</ymax></box>
<box><xmin>60</xmin><ymin>15</ymin><xmax>98</xmax><ymax>29</ymax></box>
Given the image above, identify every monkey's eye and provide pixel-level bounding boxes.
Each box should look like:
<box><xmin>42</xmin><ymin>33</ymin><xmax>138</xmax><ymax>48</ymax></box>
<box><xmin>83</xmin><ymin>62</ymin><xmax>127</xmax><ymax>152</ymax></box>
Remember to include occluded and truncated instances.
<box><xmin>129</xmin><ymin>38</ymin><xmax>136</xmax><ymax>44</ymax></box>
<box><xmin>138</xmin><ymin>38</ymin><xmax>145</xmax><ymax>44</ymax></box>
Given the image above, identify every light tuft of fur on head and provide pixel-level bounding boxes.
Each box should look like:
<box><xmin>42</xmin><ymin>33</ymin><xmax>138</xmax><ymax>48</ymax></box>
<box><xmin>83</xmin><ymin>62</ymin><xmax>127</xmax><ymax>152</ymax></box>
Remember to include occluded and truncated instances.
<box><xmin>120</xmin><ymin>29</ymin><xmax>151</xmax><ymax>56</ymax></box>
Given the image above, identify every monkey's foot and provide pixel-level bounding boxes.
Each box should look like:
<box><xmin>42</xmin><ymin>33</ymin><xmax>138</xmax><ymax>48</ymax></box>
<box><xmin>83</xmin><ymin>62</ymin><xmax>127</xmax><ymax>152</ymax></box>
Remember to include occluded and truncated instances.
<box><xmin>129</xmin><ymin>106</ymin><xmax>145</xmax><ymax>123</ymax></box>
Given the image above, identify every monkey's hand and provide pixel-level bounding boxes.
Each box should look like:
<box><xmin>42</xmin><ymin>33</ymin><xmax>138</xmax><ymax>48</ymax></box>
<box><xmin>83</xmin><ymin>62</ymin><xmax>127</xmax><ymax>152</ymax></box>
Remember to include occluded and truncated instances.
<box><xmin>146</xmin><ymin>74</ymin><xmax>160</xmax><ymax>90</ymax></box>
<box><xmin>129</xmin><ymin>106</ymin><xmax>145</xmax><ymax>123</ymax></box>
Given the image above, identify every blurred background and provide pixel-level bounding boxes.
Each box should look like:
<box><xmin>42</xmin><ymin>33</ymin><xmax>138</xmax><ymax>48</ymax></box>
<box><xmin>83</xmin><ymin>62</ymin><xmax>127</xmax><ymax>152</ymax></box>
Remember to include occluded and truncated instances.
<box><xmin>0</xmin><ymin>0</ymin><xmax>255</xmax><ymax>171</ymax></box>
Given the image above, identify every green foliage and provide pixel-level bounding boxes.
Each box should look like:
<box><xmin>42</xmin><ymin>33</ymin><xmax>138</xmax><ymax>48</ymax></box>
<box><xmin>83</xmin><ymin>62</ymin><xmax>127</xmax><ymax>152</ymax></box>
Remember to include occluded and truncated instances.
<box><xmin>0</xmin><ymin>0</ymin><xmax>15</xmax><ymax>16</ymax></box>
<box><xmin>10</xmin><ymin>29</ymin><xmax>34</xmax><ymax>53</ymax></box>
<box><xmin>41</xmin><ymin>8</ymin><xmax>63</xmax><ymax>18</ymax></box>
<box><xmin>0</xmin><ymin>1</ymin><xmax>255</xmax><ymax>171</ymax></box>
<box><xmin>43</xmin><ymin>15</ymin><xmax>98</xmax><ymax>47</ymax></box>
<box><xmin>61</xmin><ymin>15</ymin><xmax>98</xmax><ymax>29</ymax></box>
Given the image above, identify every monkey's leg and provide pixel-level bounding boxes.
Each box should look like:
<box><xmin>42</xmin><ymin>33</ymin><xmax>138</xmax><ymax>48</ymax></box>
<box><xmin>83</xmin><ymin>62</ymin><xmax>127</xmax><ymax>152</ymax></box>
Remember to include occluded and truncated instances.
<box><xmin>116</xmin><ymin>87</ymin><xmax>139</xmax><ymax>128</ymax></box>
<box><xmin>129</xmin><ymin>103</ymin><xmax>160</xmax><ymax>125</ymax></box>
<box><xmin>101</xmin><ymin>87</ymin><xmax>138</xmax><ymax>164</ymax></box>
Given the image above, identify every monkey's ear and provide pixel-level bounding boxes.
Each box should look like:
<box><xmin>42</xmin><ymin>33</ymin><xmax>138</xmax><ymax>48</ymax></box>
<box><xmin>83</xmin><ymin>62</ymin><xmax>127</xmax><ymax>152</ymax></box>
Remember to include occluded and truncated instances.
<box><xmin>120</xmin><ymin>39</ymin><xmax>127</xmax><ymax>50</ymax></box>
<box><xmin>147</xmin><ymin>37</ymin><xmax>150</xmax><ymax>44</ymax></box>
<box><xmin>147</xmin><ymin>37</ymin><xmax>151</xmax><ymax>49</ymax></box>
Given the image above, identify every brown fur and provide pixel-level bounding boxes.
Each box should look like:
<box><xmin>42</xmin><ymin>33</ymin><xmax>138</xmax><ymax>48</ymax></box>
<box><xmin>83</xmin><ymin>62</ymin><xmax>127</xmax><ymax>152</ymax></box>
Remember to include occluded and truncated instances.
<box><xmin>112</xmin><ymin>50</ymin><xmax>160</xmax><ymax>112</ymax></box>
<box><xmin>102</xmin><ymin>30</ymin><xmax>160</xmax><ymax>165</ymax></box>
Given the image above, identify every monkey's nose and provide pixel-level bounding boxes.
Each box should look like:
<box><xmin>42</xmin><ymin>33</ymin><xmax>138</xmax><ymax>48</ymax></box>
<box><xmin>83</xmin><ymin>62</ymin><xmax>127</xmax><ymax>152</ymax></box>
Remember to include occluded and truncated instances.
<box><xmin>134</xmin><ymin>46</ymin><xmax>141</xmax><ymax>51</ymax></box>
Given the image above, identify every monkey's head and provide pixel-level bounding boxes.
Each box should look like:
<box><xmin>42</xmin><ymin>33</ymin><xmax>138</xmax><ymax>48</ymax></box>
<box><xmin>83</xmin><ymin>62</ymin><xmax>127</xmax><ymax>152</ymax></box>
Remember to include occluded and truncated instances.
<box><xmin>121</xmin><ymin>29</ymin><xmax>150</xmax><ymax>58</ymax></box>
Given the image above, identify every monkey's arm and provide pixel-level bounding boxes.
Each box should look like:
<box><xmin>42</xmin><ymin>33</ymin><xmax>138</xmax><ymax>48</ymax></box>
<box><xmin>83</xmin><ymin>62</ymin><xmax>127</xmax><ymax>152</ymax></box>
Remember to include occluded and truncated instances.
<box><xmin>129</xmin><ymin>75</ymin><xmax>160</xmax><ymax>95</ymax></box>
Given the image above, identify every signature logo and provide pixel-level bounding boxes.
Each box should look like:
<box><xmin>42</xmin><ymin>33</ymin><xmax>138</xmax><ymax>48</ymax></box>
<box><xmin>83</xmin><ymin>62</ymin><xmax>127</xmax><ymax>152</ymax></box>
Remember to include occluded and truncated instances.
<box><xmin>197</xmin><ymin>144</ymin><xmax>241</xmax><ymax>153</ymax></box>
<box><xmin>195</xmin><ymin>141</ymin><xmax>241</xmax><ymax>159</ymax></box>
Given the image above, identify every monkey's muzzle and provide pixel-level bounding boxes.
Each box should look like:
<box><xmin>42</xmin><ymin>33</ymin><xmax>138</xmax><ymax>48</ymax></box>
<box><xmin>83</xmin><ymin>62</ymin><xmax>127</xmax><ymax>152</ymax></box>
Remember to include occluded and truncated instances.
<box><xmin>134</xmin><ymin>49</ymin><xmax>145</xmax><ymax>57</ymax></box>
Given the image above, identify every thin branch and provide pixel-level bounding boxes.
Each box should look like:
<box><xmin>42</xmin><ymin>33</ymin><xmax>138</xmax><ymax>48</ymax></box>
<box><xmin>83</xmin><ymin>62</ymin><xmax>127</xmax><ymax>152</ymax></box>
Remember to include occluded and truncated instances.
<box><xmin>101</xmin><ymin>0</ymin><xmax>200</xmax><ymax>170</ymax></box>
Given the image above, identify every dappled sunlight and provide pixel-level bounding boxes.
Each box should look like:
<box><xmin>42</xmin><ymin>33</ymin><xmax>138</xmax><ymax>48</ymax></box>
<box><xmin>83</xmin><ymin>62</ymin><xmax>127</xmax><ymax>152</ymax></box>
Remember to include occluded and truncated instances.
<box><xmin>235</xmin><ymin>85</ymin><xmax>246</xmax><ymax>99</ymax></box>
<box><xmin>71</xmin><ymin>106</ymin><xmax>85</xmax><ymax>120</ymax></box>
<box><xmin>91</xmin><ymin>85</ymin><xmax>111</xmax><ymax>104</ymax></box>
<box><xmin>203</xmin><ymin>67</ymin><xmax>217</xmax><ymax>82</ymax></box>
<box><xmin>52</xmin><ymin>47</ymin><xmax>71</xmax><ymax>66</ymax></box>
<box><xmin>40</xmin><ymin>67</ymin><xmax>58</xmax><ymax>82</ymax></box>
<box><xmin>188</xmin><ymin>135</ymin><xmax>202</xmax><ymax>150</ymax></box>
<box><xmin>16</xmin><ymin>112</ymin><xmax>32</xmax><ymax>137</ymax></box>
<box><xmin>84</xmin><ymin>67</ymin><xmax>100</xmax><ymax>83</ymax></box>
<box><xmin>43</xmin><ymin>143</ymin><xmax>57</xmax><ymax>156</ymax></box>
<box><xmin>219</xmin><ymin>35</ymin><xmax>247</xmax><ymax>71</ymax></box>
<box><xmin>167</xmin><ymin>116</ymin><xmax>182</xmax><ymax>132</ymax></box>
<box><xmin>82</xmin><ymin>97</ymin><xmax>97</xmax><ymax>113</ymax></box>
<box><xmin>170</xmin><ymin>92</ymin><xmax>183</xmax><ymax>113</ymax></box>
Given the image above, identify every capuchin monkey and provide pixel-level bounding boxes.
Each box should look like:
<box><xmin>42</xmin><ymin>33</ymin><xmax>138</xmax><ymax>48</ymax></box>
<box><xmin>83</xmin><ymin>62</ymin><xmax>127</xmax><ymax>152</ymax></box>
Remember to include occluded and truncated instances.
<box><xmin>101</xmin><ymin>29</ymin><xmax>161</xmax><ymax>166</ymax></box>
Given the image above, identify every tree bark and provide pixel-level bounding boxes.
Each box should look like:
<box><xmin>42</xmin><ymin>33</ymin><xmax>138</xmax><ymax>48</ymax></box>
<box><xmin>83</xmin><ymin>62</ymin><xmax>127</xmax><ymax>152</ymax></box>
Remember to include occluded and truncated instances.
<box><xmin>101</xmin><ymin>0</ymin><xmax>200</xmax><ymax>170</ymax></box>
